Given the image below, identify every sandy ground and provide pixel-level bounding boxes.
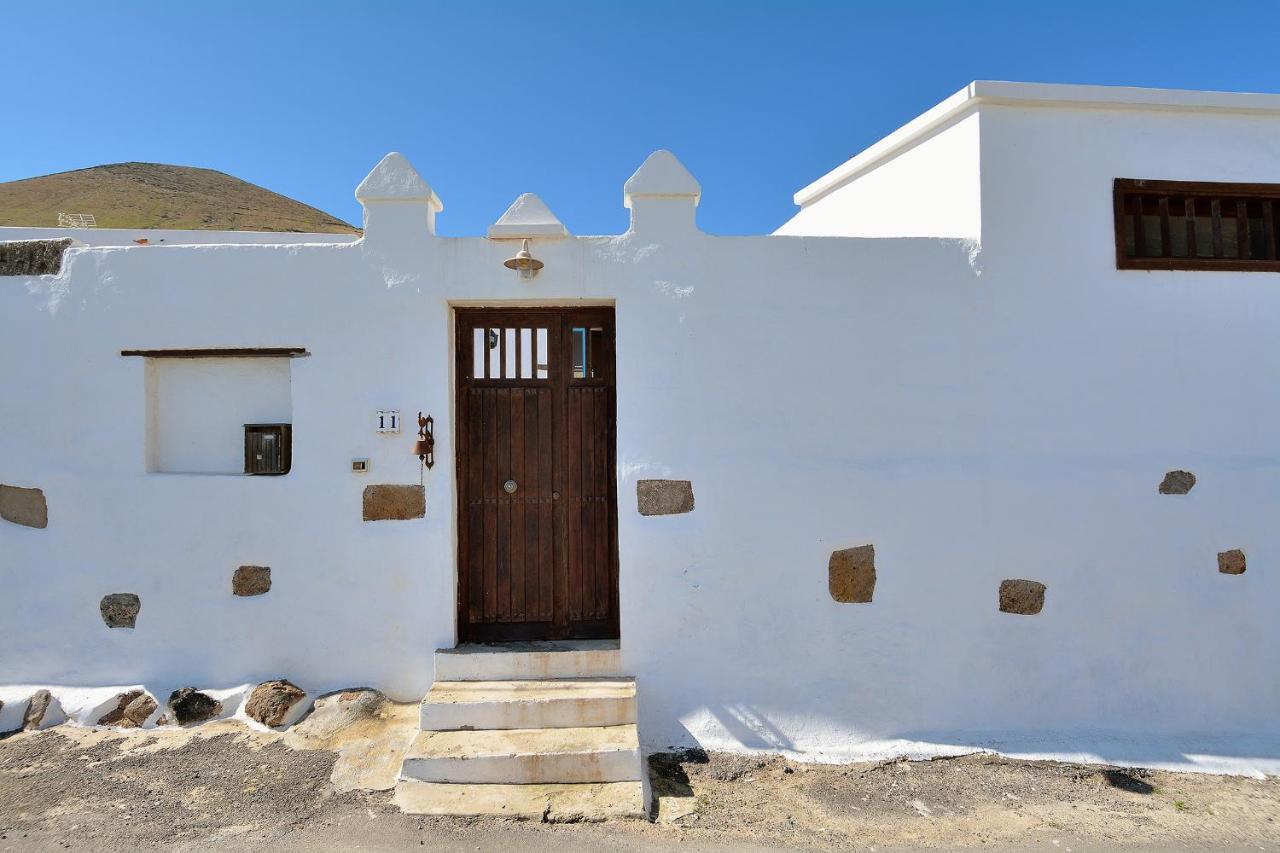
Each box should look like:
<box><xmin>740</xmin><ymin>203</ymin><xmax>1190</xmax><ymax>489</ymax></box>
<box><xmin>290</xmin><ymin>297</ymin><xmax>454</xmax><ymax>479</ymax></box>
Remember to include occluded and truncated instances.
<box><xmin>1</xmin><ymin>717</ymin><xmax>1278</xmax><ymax>852</ymax></box>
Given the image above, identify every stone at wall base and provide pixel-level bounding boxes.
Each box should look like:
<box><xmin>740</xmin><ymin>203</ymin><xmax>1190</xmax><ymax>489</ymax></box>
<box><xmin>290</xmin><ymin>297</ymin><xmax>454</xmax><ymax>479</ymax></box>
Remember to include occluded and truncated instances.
<box><xmin>246</xmin><ymin>679</ymin><xmax>307</xmax><ymax>727</ymax></box>
<box><xmin>168</xmin><ymin>687</ymin><xmax>222</xmax><ymax>725</ymax></box>
<box><xmin>98</xmin><ymin>690</ymin><xmax>157</xmax><ymax>728</ymax></box>
<box><xmin>362</xmin><ymin>485</ymin><xmax>426</xmax><ymax>521</ymax></box>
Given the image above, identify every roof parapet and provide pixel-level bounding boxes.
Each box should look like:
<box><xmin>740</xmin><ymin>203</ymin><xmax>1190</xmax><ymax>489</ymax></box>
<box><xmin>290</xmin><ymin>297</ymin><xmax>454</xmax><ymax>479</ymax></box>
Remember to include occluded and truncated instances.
<box><xmin>356</xmin><ymin>152</ymin><xmax>443</xmax><ymax>239</ymax></box>
<box><xmin>488</xmin><ymin>193</ymin><xmax>568</xmax><ymax>240</ymax></box>
<box><xmin>623</xmin><ymin>150</ymin><xmax>701</xmax><ymax>235</ymax></box>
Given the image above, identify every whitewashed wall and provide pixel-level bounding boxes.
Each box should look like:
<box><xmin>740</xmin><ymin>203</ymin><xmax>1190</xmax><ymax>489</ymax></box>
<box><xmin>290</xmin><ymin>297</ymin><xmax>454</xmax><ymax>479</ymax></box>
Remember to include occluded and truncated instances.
<box><xmin>775</xmin><ymin>111</ymin><xmax>981</xmax><ymax>239</ymax></box>
<box><xmin>2</xmin><ymin>110</ymin><xmax>1279</xmax><ymax>774</ymax></box>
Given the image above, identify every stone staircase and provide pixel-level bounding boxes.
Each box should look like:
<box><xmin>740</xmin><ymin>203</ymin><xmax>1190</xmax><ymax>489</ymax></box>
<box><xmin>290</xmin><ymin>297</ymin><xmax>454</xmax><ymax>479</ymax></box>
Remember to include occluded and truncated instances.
<box><xmin>393</xmin><ymin>640</ymin><xmax>647</xmax><ymax>820</ymax></box>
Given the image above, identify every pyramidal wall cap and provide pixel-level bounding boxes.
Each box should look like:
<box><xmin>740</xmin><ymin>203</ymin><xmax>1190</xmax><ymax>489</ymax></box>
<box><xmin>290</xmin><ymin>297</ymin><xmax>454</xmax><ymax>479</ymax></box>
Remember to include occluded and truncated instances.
<box><xmin>355</xmin><ymin>152</ymin><xmax>443</xmax><ymax>211</ymax></box>
<box><xmin>623</xmin><ymin>150</ymin><xmax>700</xmax><ymax>208</ymax></box>
<box><xmin>488</xmin><ymin>193</ymin><xmax>569</xmax><ymax>239</ymax></box>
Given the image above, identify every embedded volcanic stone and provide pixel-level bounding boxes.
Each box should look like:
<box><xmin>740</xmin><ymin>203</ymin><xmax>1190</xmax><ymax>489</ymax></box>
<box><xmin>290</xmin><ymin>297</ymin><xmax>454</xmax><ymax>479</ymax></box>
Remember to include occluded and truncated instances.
<box><xmin>245</xmin><ymin>679</ymin><xmax>306</xmax><ymax>727</ymax></box>
<box><xmin>168</xmin><ymin>687</ymin><xmax>222</xmax><ymax>725</ymax></box>
<box><xmin>828</xmin><ymin>545</ymin><xmax>876</xmax><ymax>603</ymax></box>
<box><xmin>362</xmin><ymin>484</ymin><xmax>425</xmax><ymax>521</ymax></box>
<box><xmin>0</xmin><ymin>484</ymin><xmax>48</xmax><ymax>529</ymax></box>
<box><xmin>1218</xmin><ymin>549</ymin><xmax>1247</xmax><ymax>575</ymax></box>
<box><xmin>98</xmin><ymin>690</ymin><xmax>157</xmax><ymax>728</ymax></box>
<box><xmin>0</xmin><ymin>238</ymin><xmax>72</xmax><ymax>276</ymax></box>
<box><xmin>999</xmin><ymin>579</ymin><xmax>1046</xmax><ymax>615</ymax></box>
<box><xmin>1159</xmin><ymin>470</ymin><xmax>1196</xmax><ymax>495</ymax></box>
<box><xmin>22</xmin><ymin>690</ymin><xmax>53</xmax><ymax>731</ymax></box>
<box><xmin>637</xmin><ymin>479</ymin><xmax>695</xmax><ymax>516</ymax></box>
<box><xmin>100</xmin><ymin>593</ymin><xmax>141</xmax><ymax>628</ymax></box>
<box><xmin>233</xmin><ymin>565</ymin><xmax>272</xmax><ymax>596</ymax></box>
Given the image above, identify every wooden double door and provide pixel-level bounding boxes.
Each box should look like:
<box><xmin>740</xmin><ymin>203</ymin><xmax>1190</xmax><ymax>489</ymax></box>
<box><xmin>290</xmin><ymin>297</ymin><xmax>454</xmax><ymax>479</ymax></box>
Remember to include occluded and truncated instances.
<box><xmin>455</xmin><ymin>307</ymin><xmax>619</xmax><ymax>642</ymax></box>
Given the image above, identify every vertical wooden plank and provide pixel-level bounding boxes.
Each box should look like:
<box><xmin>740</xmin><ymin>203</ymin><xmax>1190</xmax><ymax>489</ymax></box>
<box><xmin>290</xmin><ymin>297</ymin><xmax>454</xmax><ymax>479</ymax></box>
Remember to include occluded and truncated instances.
<box><xmin>1211</xmin><ymin>199</ymin><xmax>1224</xmax><ymax>258</ymax></box>
<box><xmin>1237</xmin><ymin>200</ymin><xmax>1251</xmax><ymax>260</ymax></box>
<box><xmin>515</xmin><ymin>327</ymin><xmax>523</xmax><ymax>380</ymax></box>
<box><xmin>593</xmin><ymin>386</ymin><xmax>608</xmax><ymax>617</ymax></box>
<box><xmin>468</xmin><ymin>388</ymin><xmax>484</xmax><ymax>625</ymax></box>
<box><xmin>1132</xmin><ymin>195</ymin><xmax>1147</xmax><ymax>257</ymax></box>
<box><xmin>482</xmin><ymin>328</ymin><xmax>491</xmax><ymax>379</ymax></box>
<box><xmin>483</xmin><ymin>388</ymin><xmax>498</xmax><ymax>621</ymax></box>
<box><xmin>1184</xmin><ymin>198</ymin><xmax>1198</xmax><ymax>259</ymax></box>
<box><xmin>1158</xmin><ymin>197</ymin><xmax>1171</xmax><ymax>257</ymax></box>
<box><xmin>531</xmin><ymin>327</ymin><xmax>539</xmax><ymax>380</ymax></box>
<box><xmin>495</xmin><ymin>388</ymin><xmax>511</xmax><ymax>621</ymax></box>
<box><xmin>550</xmin><ymin>316</ymin><xmax>568</xmax><ymax>635</ymax></box>
<box><xmin>510</xmin><ymin>387</ymin><xmax>525</xmax><ymax>620</ymax></box>
<box><xmin>524</xmin><ymin>388</ymin><xmax>541</xmax><ymax>619</ymax></box>
<box><xmin>567</xmin><ymin>387</ymin><xmax>582</xmax><ymax>619</ymax></box>
<box><xmin>1265</xmin><ymin>200</ymin><xmax>1277</xmax><ymax>260</ymax></box>
<box><xmin>498</xmin><ymin>327</ymin><xmax>508</xmax><ymax>379</ymax></box>
<box><xmin>539</xmin><ymin>384</ymin><xmax>554</xmax><ymax>623</ymax></box>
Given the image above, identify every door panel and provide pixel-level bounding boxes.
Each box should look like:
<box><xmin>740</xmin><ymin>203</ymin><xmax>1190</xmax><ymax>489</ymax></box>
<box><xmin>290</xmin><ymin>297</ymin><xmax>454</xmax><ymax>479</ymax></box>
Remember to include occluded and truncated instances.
<box><xmin>455</xmin><ymin>308</ymin><xmax>618</xmax><ymax>642</ymax></box>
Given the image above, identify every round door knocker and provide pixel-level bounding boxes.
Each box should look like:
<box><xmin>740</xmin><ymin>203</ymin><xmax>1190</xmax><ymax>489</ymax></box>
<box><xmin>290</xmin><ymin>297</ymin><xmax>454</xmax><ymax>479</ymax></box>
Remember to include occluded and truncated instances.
<box><xmin>503</xmin><ymin>479</ymin><xmax>518</xmax><ymax>494</ymax></box>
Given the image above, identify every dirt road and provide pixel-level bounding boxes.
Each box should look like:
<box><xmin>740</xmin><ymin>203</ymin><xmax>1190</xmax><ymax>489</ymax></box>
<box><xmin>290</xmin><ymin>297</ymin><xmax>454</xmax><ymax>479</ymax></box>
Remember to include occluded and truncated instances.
<box><xmin>1</xmin><ymin>724</ymin><xmax>1277</xmax><ymax>851</ymax></box>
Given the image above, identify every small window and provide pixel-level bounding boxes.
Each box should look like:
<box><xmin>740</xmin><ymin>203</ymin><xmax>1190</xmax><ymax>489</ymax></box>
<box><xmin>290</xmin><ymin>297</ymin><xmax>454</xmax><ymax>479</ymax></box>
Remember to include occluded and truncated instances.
<box><xmin>244</xmin><ymin>424</ymin><xmax>292</xmax><ymax>475</ymax></box>
<box><xmin>571</xmin><ymin>326</ymin><xmax>605</xmax><ymax>379</ymax></box>
<box><xmin>1115</xmin><ymin>179</ymin><xmax>1280</xmax><ymax>271</ymax></box>
<box><xmin>472</xmin><ymin>326</ymin><xmax>549</xmax><ymax>380</ymax></box>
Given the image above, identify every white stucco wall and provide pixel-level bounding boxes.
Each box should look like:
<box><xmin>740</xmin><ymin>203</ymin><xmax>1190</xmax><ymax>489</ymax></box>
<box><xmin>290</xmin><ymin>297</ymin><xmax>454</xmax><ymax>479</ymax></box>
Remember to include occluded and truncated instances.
<box><xmin>774</xmin><ymin>111</ymin><xmax>981</xmax><ymax>239</ymax></box>
<box><xmin>3</xmin><ymin>98</ymin><xmax>1280</xmax><ymax>774</ymax></box>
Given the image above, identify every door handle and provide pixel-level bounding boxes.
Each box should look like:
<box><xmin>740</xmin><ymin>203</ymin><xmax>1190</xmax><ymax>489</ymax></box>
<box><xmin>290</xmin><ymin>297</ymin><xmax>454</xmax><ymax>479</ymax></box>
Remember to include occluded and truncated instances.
<box><xmin>504</xmin><ymin>479</ymin><xmax>518</xmax><ymax>494</ymax></box>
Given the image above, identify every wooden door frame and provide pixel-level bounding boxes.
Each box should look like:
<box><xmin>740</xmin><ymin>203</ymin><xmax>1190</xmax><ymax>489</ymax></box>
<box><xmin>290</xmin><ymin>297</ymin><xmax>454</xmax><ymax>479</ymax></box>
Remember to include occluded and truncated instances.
<box><xmin>452</xmin><ymin>305</ymin><xmax>620</xmax><ymax>643</ymax></box>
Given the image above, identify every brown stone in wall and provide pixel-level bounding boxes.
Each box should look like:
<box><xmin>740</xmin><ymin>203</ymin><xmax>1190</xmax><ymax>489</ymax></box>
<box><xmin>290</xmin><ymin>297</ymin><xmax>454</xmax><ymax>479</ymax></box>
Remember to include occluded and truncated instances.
<box><xmin>98</xmin><ymin>690</ymin><xmax>157</xmax><ymax>728</ymax></box>
<box><xmin>245</xmin><ymin>679</ymin><xmax>307</xmax><ymax>727</ymax></box>
<box><xmin>637</xmin><ymin>480</ymin><xmax>694</xmax><ymax>516</ymax></box>
<box><xmin>1159</xmin><ymin>470</ymin><xmax>1196</xmax><ymax>495</ymax></box>
<box><xmin>100</xmin><ymin>593</ymin><xmax>140</xmax><ymax>628</ymax></box>
<box><xmin>168</xmin><ymin>687</ymin><xmax>222</xmax><ymax>725</ymax></box>
<box><xmin>829</xmin><ymin>545</ymin><xmax>876</xmax><ymax>603</ymax></box>
<box><xmin>0</xmin><ymin>238</ymin><xmax>72</xmax><ymax>276</ymax></box>
<box><xmin>22</xmin><ymin>690</ymin><xmax>53</xmax><ymax>731</ymax></box>
<box><xmin>999</xmin><ymin>579</ymin><xmax>1046</xmax><ymax>615</ymax></box>
<box><xmin>233</xmin><ymin>565</ymin><xmax>272</xmax><ymax>596</ymax></box>
<box><xmin>1218</xmin><ymin>549</ymin><xmax>1247</xmax><ymax>575</ymax></box>
<box><xmin>0</xmin><ymin>484</ymin><xmax>48</xmax><ymax>528</ymax></box>
<box><xmin>362</xmin><ymin>484</ymin><xmax>426</xmax><ymax>521</ymax></box>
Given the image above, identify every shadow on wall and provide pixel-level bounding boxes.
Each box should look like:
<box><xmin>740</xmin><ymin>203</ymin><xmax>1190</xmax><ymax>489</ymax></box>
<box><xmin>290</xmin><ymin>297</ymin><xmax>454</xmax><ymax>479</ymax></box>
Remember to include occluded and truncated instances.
<box><xmin>891</xmin><ymin>728</ymin><xmax>1280</xmax><ymax>774</ymax></box>
<box><xmin>701</xmin><ymin>703</ymin><xmax>795</xmax><ymax>752</ymax></box>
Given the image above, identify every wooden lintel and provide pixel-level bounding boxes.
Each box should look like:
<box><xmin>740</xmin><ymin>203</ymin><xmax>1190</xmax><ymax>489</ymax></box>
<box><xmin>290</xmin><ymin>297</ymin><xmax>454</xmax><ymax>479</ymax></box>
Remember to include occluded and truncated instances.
<box><xmin>120</xmin><ymin>347</ymin><xmax>308</xmax><ymax>358</ymax></box>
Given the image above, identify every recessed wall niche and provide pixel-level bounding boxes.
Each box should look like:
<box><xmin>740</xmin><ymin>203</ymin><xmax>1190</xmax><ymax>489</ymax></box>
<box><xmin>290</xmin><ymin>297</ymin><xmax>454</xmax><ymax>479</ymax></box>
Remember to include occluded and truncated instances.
<box><xmin>145</xmin><ymin>357</ymin><xmax>292</xmax><ymax>474</ymax></box>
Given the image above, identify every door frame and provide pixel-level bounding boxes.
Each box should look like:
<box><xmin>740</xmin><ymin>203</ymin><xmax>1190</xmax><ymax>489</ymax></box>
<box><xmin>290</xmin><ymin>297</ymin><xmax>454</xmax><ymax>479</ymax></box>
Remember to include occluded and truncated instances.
<box><xmin>452</xmin><ymin>305</ymin><xmax>620</xmax><ymax>643</ymax></box>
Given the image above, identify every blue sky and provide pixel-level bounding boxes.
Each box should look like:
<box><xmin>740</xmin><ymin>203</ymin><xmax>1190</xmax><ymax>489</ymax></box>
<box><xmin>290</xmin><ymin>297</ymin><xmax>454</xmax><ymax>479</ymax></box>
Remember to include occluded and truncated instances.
<box><xmin>4</xmin><ymin>1</ymin><xmax>1280</xmax><ymax>236</ymax></box>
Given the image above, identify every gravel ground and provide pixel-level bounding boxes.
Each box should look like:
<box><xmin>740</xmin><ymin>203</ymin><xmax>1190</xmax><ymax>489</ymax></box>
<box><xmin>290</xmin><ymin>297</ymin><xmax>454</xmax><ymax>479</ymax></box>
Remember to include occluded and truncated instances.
<box><xmin>1</xmin><ymin>724</ymin><xmax>1278</xmax><ymax>851</ymax></box>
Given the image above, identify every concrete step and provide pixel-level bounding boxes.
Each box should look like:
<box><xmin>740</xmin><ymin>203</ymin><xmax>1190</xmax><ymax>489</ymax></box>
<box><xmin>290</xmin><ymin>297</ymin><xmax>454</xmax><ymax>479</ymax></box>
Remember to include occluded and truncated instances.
<box><xmin>401</xmin><ymin>724</ymin><xmax>641</xmax><ymax>784</ymax></box>
<box><xmin>393</xmin><ymin>779</ymin><xmax>646</xmax><ymax>820</ymax></box>
<box><xmin>420</xmin><ymin>678</ymin><xmax>636</xmax><ymax>731</ymax></box>
<box><xmin>435</xmin><ymin>640</ymin><xmax>622</xmax><ymax>682</ymax></box>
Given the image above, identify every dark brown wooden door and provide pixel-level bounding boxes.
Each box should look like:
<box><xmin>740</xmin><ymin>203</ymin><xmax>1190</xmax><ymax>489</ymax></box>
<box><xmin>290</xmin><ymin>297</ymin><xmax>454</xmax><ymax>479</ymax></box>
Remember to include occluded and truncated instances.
<box><xmin>455</xmin><ymin>307</ymin><xmax>619</xmax><ymax>642</ymax></box>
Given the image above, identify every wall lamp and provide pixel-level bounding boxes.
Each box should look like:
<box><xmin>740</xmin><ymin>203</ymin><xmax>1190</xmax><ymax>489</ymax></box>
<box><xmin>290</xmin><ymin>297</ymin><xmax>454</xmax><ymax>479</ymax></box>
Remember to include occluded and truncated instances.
<box><xmin>503</xmin><ymin>239</ymin><xmax>544</xmax><ymax>280</ymax></box>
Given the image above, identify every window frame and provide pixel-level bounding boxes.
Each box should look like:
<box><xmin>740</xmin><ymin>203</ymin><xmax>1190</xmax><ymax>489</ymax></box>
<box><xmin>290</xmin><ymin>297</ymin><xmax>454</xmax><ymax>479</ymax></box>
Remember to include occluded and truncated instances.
<box><xmin>1114</xmin><ymin>178</ymin><xmax>1280</xmax><ymax>272</ymax></box>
